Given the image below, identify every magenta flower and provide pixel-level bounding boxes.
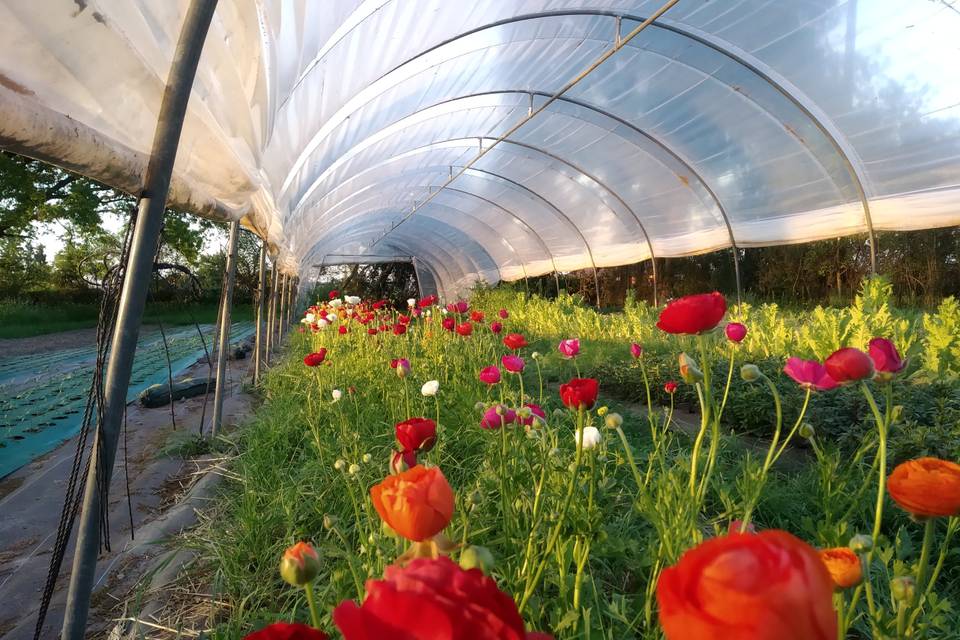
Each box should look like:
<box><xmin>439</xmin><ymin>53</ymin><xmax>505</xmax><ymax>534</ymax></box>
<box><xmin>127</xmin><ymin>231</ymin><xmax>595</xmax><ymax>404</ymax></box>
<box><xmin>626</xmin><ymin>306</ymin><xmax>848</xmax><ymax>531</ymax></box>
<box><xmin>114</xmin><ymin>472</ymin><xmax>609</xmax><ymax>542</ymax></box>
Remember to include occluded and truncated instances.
<box><xmin>480</xmin><ymin>404</ymin><xmax>516</xmax><ymax>429</ymax></box>
<box><xmin>501</xmin><ymin>354</ymin><xmax>525</xmax><ymax>373</ymax></box>
<box><xmin>725</xmin><ymin>322</ymin><xmax>747</xmax><ymax>343</ymax></box>
<box><xmin>498</xmin><ymin>308</ymin><xmax>509</xmax><ymax>319</ymax></box>
<box><xmin>868</xmin><ymin>337</ymin><xmax>907</xmax><ymax>381</ymax></box>
<box><xmin>446</xmin><ymin>299</ymin><xmax>469</xmax><ymax>314</ymax></box>
<box><xmin>479</xmin><ymin>365</ymin><xmax>501</xmax><ymax>385</ymax></box>
<box><xmin>783</xmin><ymin>357</ymin><xmax>839</xmax><ymax>391</ymax></box>
<box><xmin>558</xmin><ymin>338</ymin><xmax>581</xmax><ymax>359</ymax></box>
<box><xmin>630</xmin><ymin>342</ymin><xmax>643</xmax><ymax>359</ymax></box>
<box><xmin>520</xmin><ymin>403</ymin><xmax>546</xmax><ymax>427</ymax></box>
<box><xmin>490</xmin><ymin>321</ymin><xmax>503</xmax><ymax>334</ymax></box>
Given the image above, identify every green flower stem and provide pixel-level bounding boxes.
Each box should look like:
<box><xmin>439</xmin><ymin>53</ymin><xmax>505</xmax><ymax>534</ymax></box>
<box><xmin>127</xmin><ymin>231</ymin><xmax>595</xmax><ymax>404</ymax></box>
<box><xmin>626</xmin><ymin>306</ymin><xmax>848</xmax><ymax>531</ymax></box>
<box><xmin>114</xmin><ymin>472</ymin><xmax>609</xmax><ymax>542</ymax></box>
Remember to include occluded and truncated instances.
<box><xmin>498</xmin><ymin>384</ymin><xmax>513</xmax><ymax>540</ymax></box>
<box><xmin>717</xmin><ymin>342</ymin><xmax>737</xmax><ymax>421</ymax></box>
<box><xmin>773</xmin><ymin>388</ymin><xmax>811</xmax><ymax>463</ymax></box>
<box><xmin>330</xmin><ymin>526</ymin><xmax>365</xmax><ymax>600</ymax></box>
<box><xmin>689</xmin><ymin>382</ymin><xmax>708</xmax><ymax>497</ymax></box>
<box><xmin>740</xmin><ymin>375</ymin><xmax>783</xmax><ymax>531</ymax></box>
<box><xmin>535</xmin><ymin>359</ymin><xmax>544</xmax><ymax>404</ymax></box>
<box><xmin>303</xmin><ymin>581</ymin><xmax>322</xmax><ymax>630</ymax></box>
<box><xmin>907</xmin><ymin>517</ymin><xmax>959</xmax><ymax>631</ymax></box>
<box><xmin>614</xmin><ymin>425</ymin><xmax>645</xmax><ymax>493</ymax></box>
<box><xmin>860</xmin><ymin>382</ymin><xmax>888</xmax><ymax>546</ymax></box>
<box><xmin>518</xmin><ymin>407</ymin><xmax>585</xmax><ymax>613</ymax></box>
<box><xmin>639</xmin><ymin>355</ymin><xmax>656</xmax><ymax>442</ymax></box>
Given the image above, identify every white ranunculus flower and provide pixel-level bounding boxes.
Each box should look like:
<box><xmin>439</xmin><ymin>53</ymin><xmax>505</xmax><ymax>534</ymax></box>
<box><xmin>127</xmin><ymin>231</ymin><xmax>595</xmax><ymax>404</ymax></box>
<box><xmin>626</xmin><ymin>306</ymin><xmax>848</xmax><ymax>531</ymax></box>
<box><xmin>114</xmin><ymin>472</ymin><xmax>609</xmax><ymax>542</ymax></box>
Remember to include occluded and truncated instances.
<box><xmin>574</xmin><ymin>426</ymin><xmax>602</xmax><ymax>450</ymax></box>
<box><xmin>331</xmin><ymin>389</ymin><xmax>342</xmax><ymax>401</ymax></box>
<box><xmin>407</xmin><ymin>298</ymin><xmax>416</xmax><ymax>307</ymax></box>
<box><xmin>345</xmin><ymin>295</ymin><xmax>361</xmax><ymax>305</ymax></box>
<box><xmin>317</xmin><ymin>318</ymin><xmax>330</xmax><ymax>327</ymax></box>
<box><xmin>326</xmin><ymin>313</ymin><xmax>338</xmax><ymax>323</ymax></box>
<box><xmin>329</xmin><ymin>298</ymin><xmax>343</xmax><ymax>308</ymax></box>
<box><xmin>304</xmin><ymin>312</ymin><xmax>316</xmax><ymax>323</ymax></box>
<box><xmin>421</xmin><ymin>380</ymin><xmax>439</xmax><ymax>396</ymax></box>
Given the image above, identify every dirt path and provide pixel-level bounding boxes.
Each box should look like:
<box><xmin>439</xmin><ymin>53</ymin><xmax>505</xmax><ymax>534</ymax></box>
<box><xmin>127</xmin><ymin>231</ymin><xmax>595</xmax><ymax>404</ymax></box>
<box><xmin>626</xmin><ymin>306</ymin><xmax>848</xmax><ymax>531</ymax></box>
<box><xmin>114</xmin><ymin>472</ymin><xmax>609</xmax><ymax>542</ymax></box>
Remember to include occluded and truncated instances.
<box><xmin>0</xmin><ymin>354</ymin><xmax>254</xmax><ymax>640</ymax></box>
<box><xmin>0</xmin><ymin>327</ymin><xmax>101</xmax><ymax>357</ymax></box>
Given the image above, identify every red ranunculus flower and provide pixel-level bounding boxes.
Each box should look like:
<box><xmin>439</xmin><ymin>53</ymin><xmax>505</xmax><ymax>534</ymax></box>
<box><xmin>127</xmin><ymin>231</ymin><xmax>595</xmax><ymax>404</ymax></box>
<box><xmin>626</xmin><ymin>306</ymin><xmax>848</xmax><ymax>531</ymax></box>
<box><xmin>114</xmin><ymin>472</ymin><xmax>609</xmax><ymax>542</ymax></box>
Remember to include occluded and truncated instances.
<box><xmin>656</xmin><ymin>292</ymin><xmax>727</xmax><ymax>335</ymax></box>
<box><xmin>868</xmin><ymin>337</ymin><xmax>907</xmax><ymax>380</ymax></box>
<box><xmin>367</xmin><ymin>328</ymin><xmax>377</xmax><ymax>335</ymax></box>
<box><xmin>418</xmin><ymin>295</ymin><xmax>438</xmax><ymax>308</ymax></box>
<box><xmin>657</xmin><ymin>530</ymin><xmax>836</xmax><ymax>640</ymax></box>
<box><xmin>470</xmin><ymin>310</ymin><xmax>484</xmax><ymax>322</ymax></box>
<box><xmin>479</xmin><ymin>366</ymin><xmax>501</xmax><ymax>385</ymax></box>
<box><xmin>328</xmin><ymin>290</ymin><xmax>340</xmax><ymax>300</ymax></box>
<box><xmin>824</xmin><ymin>347</ymin><xmax>874</xmax><ymax>383</ymax></box>
<box><xmin>498</xmin><ymin>308</ymin><xmax>509</xmax><ymax>319</ymax></box>
<box><xmin>503</xmin><ymin>333</ymin><xmax>528</xmax><ymax>350</ymax></box>
<box><xmin>501</xmin><ymin>354</ymin><xmax>525</xmax><ymax>373</ymax></box>
<box><xmin>393</xmin><ymin>323</ymin><xmax>407</xmax><ymax>336</ymax></box>
<box><xmin>395</xmin><ymin>417</ymin><xmax>437</xmax><ymax>453</ymax></box>
<box><xmin>338</xmin><ymin>325</ymin><xmax>348</xmax><ymax>335</ymax></box>
<box><xmin>559</xmin><ymin>378</ymin><xmax>599</xmax><ymax>411</ymax></box>
<box><xmin>244</xmin><ymin>622</ymin><xmax>328</xmax><ymax>640</ymax></box>
<box><xmin>303</xmin><ymin>349</ymin><xmax>327</xmax><ymax>367</ymax></box>
<box><xmin>455</xmin><ymin>322</ymin><xmax>473</xmax><ymax>337</ymax></box>
<box><xmin>490</xmin><ymin>321</ymin><xmax>503</xmax><ymax>334</ymax></box>
<box><xmin>390</xmin><ymin>448</ymin><xmax>418</xmax><ymax>475</ymax></box>
<box><xmin>333</xmin><ymin>557</ymin><xmax>551</xmax><ymax>640</ymax></box>
<box><xmin>725</xmin><ymin>322</ymin><xmax>747</xmax><ymax>343</ymax></box>
<box><xmin>442</xmin><ymin>317</ymin><xmax>456</xmax><ymax>332</ymax></box>
<box><xmin>664</xmin><ymin>381</ymin><xmax>678</xmax><ymax>394</ymax></box>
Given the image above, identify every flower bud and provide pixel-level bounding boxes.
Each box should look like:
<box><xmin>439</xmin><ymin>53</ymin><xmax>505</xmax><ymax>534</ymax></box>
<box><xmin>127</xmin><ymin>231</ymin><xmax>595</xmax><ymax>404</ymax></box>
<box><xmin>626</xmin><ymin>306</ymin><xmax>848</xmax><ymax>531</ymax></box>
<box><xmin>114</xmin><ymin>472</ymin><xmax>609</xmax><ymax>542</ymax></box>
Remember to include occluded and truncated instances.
<box><xmin>597</xmin><ymin>405</ymin><xmax>609</xmax><ymax>417</ymax></box>
<box><xmin>362</xmin><ymin>453</ymin><xmax>372</xmax><ymax>463</ymax></box>
<box><xmin>331</xmin><ymin>388</ymin><xmax>342</xmax><ymax>401</ymax></box>
<box><xmin>604</xmin><ymin>412</ymin><xmax>623</xmax><ymax>429</ymax></box>
<box><xmin>348</xmin><ymin>463</ymin><xmax>360</xmax><ymax>475</ymax></box>
<box><xmin>552</xmin><ymin>408</ymin><xmax>566</xmax><ymax>420</ymax></box>
<box><xmin>459</xmin><ymin>545</ymin><xmax>496</xmax><ymax>574</ymax></box>
<box><xmin>798</xmin><ymin>422</ymin><xmax>816</xmax><ymax>439</ymax></box>
<box><xmin>474</xmin><ymin>401</ymin><xmax>487</xmax><ymax>412</ymax></box>
<box><xmin>890</xmin><ymin>576</ymin><xmax>916</xmax><ymax>602</ymax></box>
<box><xmin>848</xmin><ymin>534</ymin><xmax>873</xmax><ymax>554</ymax></box>
<box><xmin>279</xmin><ymin>542</ymin><xmax>320</xmax><ymax>587</ymax></box>
<box><xmin>334</xmin><ymin>459</ymin><xmax>346</xmax><ymax>471</ymax></box>
<box><xmin>740</xmin><ymin>364</ymin><xmax>763</xmax><ymax>382</ymax></box>
<box><xmin>678</xmin><ymin>353</ymin><xmax>704</xmax><ymax>384</ymax></box>
<box><xmin>516</xmin><ymin>406</ymin><xmax>532</xmax><ymax>420</ymax></box>
<box><xmin>323</xmin><ymin>514</ymin><xmax>336</xmax><ymax>530</ymax></box>
<box><xmin>531</xmin><ymin>351</ymin><xmax>541</xmax><ymax>360</ymax></box>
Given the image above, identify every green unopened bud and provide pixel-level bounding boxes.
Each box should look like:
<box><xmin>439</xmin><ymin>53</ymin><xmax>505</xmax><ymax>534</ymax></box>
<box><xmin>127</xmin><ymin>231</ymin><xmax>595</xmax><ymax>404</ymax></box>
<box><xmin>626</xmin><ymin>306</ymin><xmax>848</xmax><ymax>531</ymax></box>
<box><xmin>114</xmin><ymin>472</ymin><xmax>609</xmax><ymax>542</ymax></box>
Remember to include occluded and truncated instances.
<box><xmin>891</xmin><ymin>576</ymin><xmax>916</xmax><ymax>602</ymax></box>
<box><xmin>552</xmin><ymin>408</ymin><xmax>566</xmax><ymax>419</ymax></box>
<box><xmin>740</xmin><ymin>364</ymin><xmax>763</xmax><ymax>382</ymax></box>
<box><xmin>460</xmin><ymin>545</ymin><xmax>496</xmax><ymax>573</ymax></box>
<box><xmin>798</xmin><ymin>422</ymin><xmax>816</xmax><ymax>439</ymax></box>
<box><xmin>597</xmin><ymin>406</ymin><xmax>609</xmax><ymax>417</ymax></box>
<box><xmin>334</xmin><ymin>459</ymin><xmax>346</xmax><ymax>471</ymax></box>
<box><xmin>475</xmin><ymin>401</ymin><xmax>486</xmax><ymax>412</ymax></box>
<box><xmin>604</xmin><ymin>412</ymin><xmax>623</xmax><ymax>429</ymax></box>
<box><xmin>517</xmin><ymin>406</ymin><xmax>532</xmax><ymax>420</ymax></box>
<box><xmin>678</xmin><ymin>353</ymin><xmax>703</xmax><ymax>384</ymax></box>
<box><xmin>849</xmin><ymin>534</ymin><xmax>873</xmax><ymax>554</ymax></box>
<box><xmin>469</xmin><ymin>489</ymin><xmax>483</xmax><ymax>506</ymax></box>
<box><xmin>279</xmin><ymin>542</ymin><xmax>321</xmax><ymax>587</ymax></box>
<box><xmin>362</xmin><ymin>453</ymin><xmax>372</xmax><ymax>463</ymax></box>
<box><xmin>348</xmin><ymin>463</ymin><xmax>360</xmax><ymax>475</ymax></box>
<box><xmin>323</xmin><ymin>514</ymin><xmax>337</xmax><ymax>530</ymax></box>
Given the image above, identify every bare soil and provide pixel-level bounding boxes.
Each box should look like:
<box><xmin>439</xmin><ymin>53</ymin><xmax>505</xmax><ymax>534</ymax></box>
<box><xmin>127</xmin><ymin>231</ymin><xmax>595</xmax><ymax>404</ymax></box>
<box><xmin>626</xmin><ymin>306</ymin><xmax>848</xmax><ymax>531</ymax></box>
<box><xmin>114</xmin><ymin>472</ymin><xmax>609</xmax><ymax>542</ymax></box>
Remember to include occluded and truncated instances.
<box><xmin>0</xmin><ymin>350</ymin><xmax>255</xmax><ymax>640</ymax></box>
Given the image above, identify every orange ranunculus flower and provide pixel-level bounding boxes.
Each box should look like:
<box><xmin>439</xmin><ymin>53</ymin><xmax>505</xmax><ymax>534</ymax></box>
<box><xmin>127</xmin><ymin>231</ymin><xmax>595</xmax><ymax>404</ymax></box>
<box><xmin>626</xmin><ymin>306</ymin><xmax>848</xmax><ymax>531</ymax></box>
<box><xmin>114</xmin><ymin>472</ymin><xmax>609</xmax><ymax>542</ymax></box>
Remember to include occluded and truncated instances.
<box><xmin>887</xmin><ymin>457</ymin><xmax>960</xmax><ymax>518</ymax></box>
<box><xmin>819</xmin><ymin>547</ymin><xmax>862</xmax><ymax>589</ymax></box>
<box><xmin>657</xmin><ymin>530</ymin><xmax>836</xmax><ymax>640</ymax></box>
<box><xmin>370</xmin><ymin>465</ymin><xmax>455</xmax><ymax>541</ymax></box>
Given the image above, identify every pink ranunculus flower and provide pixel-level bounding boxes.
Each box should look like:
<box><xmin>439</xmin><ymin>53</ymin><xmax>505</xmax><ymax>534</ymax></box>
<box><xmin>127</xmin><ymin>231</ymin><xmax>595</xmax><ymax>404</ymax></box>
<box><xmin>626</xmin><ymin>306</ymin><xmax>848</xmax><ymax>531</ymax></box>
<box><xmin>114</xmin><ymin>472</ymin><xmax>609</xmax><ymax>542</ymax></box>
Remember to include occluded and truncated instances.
<box><xmin>446</xmin><ymin>300</ymin><xmax>469</xmax><ymax>314</ymax></box>
<box><xmin>868</xmin><ymin>337</ymin><xmax>907</xmax><ymax>382</ymax></box>
<box><xmin>725</xmin><ymin>322</ymin><xmax>747</xmax><ymax>343</ymax></box>
<box><xmin>480</xmin><ymin>404</ymin><xmax>516</xmax><ymax>429</ymax></box>
<box><xmin>501</xmin><ymin>354</ymin><xmax>525</xmax><ymax>373</ymax></box>
<box><xmin>783</xmin><ymin>357</ymin><xmax>839</xmax><ymax>392</ymax></box>
<box><xmin>520</xmin><ymin>403</ymin><xmax>546</xmax><ymax>427</ymax></box>
<box><xmin>479</xmin><ymin>365</ymin><xmax>502</xmax><ymax>385</ymax></box>
<box><xmin>630</xmin><ymin>342</ymin><xmax>643</xmax><ymax>359</ymax></box>
<box><xmin>490</xmin><ymin>321</ymin><xmax>503</xmax><ymax>334</ymax></box>
<box><xmin>558</xmin><ymin>338</ymin><xmax>581</xmax><ymax>359</ymax></box>
<box><xmin>498</xmin><ymin>308</ymin><xmax>509</xmax><ymax>319</ymax></box>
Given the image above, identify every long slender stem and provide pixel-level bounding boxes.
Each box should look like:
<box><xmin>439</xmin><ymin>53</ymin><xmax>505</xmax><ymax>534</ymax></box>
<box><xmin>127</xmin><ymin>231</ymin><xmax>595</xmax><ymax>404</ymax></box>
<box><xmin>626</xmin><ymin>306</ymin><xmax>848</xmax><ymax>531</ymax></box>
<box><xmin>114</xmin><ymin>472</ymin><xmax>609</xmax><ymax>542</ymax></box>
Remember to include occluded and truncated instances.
<box><xmin>303</xmin><ymin>582</ymin><xmax>322</xmax><ymax>630</ymax></box>
<box><xmin>860</xmin><ymin>382</ymin><xmax>888</xmax><ymax>545</ymax></box>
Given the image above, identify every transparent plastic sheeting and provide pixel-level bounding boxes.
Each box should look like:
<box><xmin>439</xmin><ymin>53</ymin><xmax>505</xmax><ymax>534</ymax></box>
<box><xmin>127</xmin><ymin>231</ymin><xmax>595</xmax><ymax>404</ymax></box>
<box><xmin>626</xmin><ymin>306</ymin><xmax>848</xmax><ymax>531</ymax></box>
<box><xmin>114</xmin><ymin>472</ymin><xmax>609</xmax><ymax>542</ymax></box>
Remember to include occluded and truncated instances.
<box><xmin>0</xmin><ymin>1</ymin><xmax>958</xmax><ymax>298</ymax></box>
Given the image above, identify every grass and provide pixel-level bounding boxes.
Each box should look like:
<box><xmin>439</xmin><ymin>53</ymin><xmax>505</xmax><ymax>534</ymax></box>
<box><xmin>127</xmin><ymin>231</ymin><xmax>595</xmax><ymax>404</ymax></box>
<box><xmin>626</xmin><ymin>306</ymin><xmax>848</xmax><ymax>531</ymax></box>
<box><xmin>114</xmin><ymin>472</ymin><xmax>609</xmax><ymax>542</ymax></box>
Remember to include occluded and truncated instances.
<box><xmin>0</xmin><ymin>300</ymin><xmax>254</xmax><ymax>339</ymax></box>
<box><xmin>165</xmin><ymin>287</ymin><xmax>960</xmax><ymax>639</ymax></box>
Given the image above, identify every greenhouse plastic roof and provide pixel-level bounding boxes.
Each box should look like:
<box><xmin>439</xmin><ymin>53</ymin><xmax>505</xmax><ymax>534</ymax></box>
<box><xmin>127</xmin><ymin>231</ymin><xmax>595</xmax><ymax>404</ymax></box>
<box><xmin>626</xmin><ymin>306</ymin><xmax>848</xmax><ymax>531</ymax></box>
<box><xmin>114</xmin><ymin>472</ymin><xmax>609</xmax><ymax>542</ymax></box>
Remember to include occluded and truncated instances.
<box><xmin>1</xmin><ymin>1</ymin><xmax>958</xmax><ymax>297</ymax></box>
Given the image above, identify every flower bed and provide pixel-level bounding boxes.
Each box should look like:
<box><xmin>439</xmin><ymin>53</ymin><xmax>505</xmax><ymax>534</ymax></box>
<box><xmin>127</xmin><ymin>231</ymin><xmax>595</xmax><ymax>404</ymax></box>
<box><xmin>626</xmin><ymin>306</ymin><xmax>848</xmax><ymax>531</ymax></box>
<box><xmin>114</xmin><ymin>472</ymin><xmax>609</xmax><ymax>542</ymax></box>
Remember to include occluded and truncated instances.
<box><xmin>189</xmin><ymin>284</ymin><xmax>960</xmax><ymax>639</ymax></box>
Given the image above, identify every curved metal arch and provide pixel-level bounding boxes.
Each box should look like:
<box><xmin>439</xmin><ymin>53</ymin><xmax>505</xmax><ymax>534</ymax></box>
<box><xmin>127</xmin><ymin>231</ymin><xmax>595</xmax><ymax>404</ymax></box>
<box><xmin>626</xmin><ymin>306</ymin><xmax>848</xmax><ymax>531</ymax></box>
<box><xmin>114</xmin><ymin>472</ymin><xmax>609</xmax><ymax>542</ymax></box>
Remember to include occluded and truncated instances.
<box><xmin>302</xmin><ymin>184</ymin><xmax>536</xmax><ymax>288</ymax></box>
<box><xmin>374</xmin><ymin>8</ymin><xmax>876</xmax><ymax>273</ymax></box>
<box><xmin>301</xmin><ymin>206</ymin><xmax>503</xmax><ymax>289</ymax></box>
<box><xmin>294</xmin><ymin>145</ymin><xmax>599</xmax><ymax>293</ymax></box>
<box><xmin>297</xmin><ymin>168</ymin><xmax>553</xmax><ymax>289</ymax></box>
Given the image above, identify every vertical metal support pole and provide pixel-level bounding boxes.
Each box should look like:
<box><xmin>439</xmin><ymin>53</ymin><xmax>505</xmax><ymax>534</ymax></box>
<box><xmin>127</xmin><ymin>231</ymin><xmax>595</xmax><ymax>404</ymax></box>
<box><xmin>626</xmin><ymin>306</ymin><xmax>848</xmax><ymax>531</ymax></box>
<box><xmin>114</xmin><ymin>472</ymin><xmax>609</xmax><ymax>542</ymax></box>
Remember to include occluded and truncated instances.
<box><xmin>60</xmin><ymin>2</ymin><xmax>218</xmax><ymax>637</ymax></box>
<box><xmin>411</xmin><ymin>258</ymin><xmax>424</xmax><ymax>299</ymax></box>
<box><xmin>593</xmin><ymin>267</ymin><xmax>601</xmax><ymax>308</ymax></box>
<box><xmin>211</xmin><ymin>220</ymin><xmax>239</xmax><ymax>437</ymax></box>
<box><xmin>278</xmin><ymin>273</ymin><xmax>288</xmax><ymax>343</ymax></box>
<box><xmin>650</xmin><ymin>256</ymin><xmax>659</xmax><ymax>307</ymax></box>
<box><xmin>266</xmin><ymin>262</ymin><xmax>278</xmax><ymax>362</ymax></box>
<box><xmin>731</xmin><ymin>247</ymin><xmax>743</xmax><ymax>308</ymax></box>
<box><xmin>253</xmin><ymin>239</ymin><xmax>267</xmax><ymax>384</ymax></box>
